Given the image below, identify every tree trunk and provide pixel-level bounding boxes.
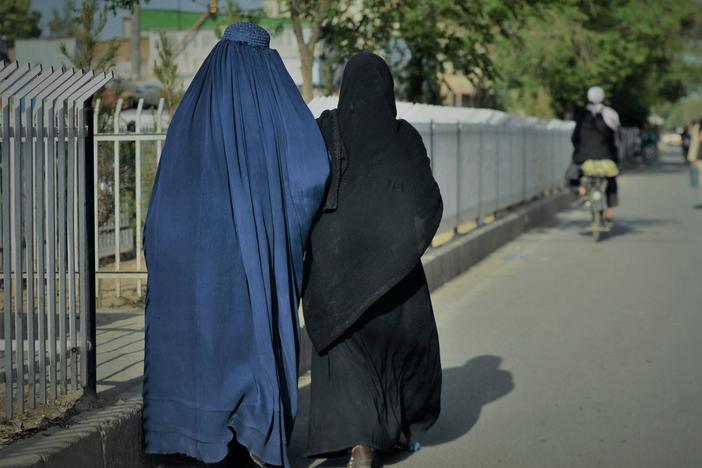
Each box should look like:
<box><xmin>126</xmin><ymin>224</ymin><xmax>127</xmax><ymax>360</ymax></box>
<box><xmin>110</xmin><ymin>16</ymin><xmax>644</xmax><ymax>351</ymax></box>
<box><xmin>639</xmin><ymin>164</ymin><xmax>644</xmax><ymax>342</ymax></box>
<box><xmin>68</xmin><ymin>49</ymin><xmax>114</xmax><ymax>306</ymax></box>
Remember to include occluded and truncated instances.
<box><xmin>288</xmin><ymin>0</ymin><xmax>322</xmax><ymax>103</ymax></box>
<box><xmin>407</xmin><ymin>60</ymin><xmax>425</xmax><ymax>103</ymax></box>
<box><xmin>131</xmin><ymin>2</ymin><xmax>141</xmax><ymax>80</ymax></box>
<box><xmin>300</xmin><ymin>46</ymin><xmax>315</xmax><ymax>102</ymax></box>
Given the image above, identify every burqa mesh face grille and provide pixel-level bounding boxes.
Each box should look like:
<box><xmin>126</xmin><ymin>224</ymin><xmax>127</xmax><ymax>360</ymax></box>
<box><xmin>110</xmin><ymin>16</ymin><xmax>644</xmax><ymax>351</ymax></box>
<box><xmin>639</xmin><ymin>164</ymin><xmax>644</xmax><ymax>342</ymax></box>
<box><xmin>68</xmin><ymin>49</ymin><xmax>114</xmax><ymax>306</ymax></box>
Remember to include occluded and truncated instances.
<box><xmin>222</xmin><ymin>22</ymin><xmax>271</xmax><ymax>48</ymax></box>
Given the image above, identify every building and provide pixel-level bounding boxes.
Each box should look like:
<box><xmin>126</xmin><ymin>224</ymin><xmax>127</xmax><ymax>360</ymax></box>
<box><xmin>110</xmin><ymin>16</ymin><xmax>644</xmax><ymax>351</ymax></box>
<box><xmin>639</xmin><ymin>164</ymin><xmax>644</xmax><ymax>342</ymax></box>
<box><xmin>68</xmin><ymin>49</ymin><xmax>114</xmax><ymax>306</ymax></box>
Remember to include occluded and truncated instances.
<box><xmin>14</xmin><ymin>38</ymin><xmax>75</xmax><ymax>68</ymax></box>
<box><xmin>14</xmin><ymin>4</ymin><xmax>322</xmax><ymax>96</ymax></box>
<box><xmin>127</xmin><ymin>7</ymin><xmax>321</xmax><ymax>91</ymax></box>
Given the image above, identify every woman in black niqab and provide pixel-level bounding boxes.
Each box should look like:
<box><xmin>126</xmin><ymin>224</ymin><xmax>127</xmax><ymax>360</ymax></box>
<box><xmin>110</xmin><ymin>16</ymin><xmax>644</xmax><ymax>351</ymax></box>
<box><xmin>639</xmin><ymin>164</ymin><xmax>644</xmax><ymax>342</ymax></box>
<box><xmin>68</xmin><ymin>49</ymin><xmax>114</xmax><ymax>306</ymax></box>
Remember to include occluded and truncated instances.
<box><xmin>302</xmin><ymin>52</ymin><xmax>443</xmax><ymax>467</ymax></box>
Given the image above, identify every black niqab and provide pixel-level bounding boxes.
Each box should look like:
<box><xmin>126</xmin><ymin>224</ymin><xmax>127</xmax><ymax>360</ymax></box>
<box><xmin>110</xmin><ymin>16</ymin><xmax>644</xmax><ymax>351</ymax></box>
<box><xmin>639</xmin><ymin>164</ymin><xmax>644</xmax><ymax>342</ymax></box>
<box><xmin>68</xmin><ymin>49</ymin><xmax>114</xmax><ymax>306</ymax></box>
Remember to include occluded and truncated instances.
<box><xmin>302</xmin><ymin>52</ymin><xmax>443</xmax><ymax>352</ymax></box>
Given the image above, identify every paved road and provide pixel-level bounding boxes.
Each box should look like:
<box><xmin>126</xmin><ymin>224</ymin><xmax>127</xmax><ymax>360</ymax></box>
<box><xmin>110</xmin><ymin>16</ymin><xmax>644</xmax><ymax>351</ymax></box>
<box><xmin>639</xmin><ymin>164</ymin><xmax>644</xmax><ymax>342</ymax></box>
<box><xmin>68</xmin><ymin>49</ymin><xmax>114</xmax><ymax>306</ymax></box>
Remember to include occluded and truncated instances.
<box><xmin>290</xmin><ymin>153</ymin><xmax>702</xmax><ymax>468</ymax></box>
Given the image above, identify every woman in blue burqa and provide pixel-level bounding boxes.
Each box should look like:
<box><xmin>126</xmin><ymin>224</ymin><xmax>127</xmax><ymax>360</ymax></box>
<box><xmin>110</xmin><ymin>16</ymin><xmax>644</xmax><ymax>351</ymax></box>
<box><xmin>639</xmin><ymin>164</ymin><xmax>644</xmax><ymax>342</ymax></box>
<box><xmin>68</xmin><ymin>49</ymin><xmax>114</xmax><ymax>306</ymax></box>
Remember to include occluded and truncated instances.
<box><xmin>142</xmin><ymin>23</ymin><xmax>329</xmax><ymax>466</ymax></box>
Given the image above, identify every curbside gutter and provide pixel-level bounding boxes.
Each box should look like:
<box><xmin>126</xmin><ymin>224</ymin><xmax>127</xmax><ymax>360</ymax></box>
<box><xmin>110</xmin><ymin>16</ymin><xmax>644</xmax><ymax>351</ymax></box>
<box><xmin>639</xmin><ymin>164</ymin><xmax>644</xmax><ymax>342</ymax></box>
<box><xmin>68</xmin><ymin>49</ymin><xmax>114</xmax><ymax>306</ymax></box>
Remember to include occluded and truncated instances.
<box><xmin>0</xmin><ymin>190</ymin><xmax>573</xmax><ymax>468</ymax></box>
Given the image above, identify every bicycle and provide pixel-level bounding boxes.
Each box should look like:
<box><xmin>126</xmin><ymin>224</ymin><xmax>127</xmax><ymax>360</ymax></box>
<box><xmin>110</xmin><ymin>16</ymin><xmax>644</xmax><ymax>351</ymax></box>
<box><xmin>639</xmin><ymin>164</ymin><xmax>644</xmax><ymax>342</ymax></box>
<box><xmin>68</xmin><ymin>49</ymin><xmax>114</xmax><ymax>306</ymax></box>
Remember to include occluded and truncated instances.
<box><xmin>579</xmin><ymin>159</ymin><xmax>620</xmax><ymax>242</ymax></box>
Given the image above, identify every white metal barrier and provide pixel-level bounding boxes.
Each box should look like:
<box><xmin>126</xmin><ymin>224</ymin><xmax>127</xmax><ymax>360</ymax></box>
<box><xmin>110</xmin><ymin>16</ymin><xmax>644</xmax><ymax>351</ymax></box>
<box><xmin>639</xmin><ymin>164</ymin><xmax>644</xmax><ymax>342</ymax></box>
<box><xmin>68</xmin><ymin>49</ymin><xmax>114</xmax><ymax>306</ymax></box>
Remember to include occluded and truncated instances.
<box><xmin>310</xmin><ymin>97</ymin><xmax>575</xmax><ymax>235</ymax></box>
<box><xmin>94</xmin><ymin>97</ymin><xmax>574</xmax><ymax>298</ymax></box>
<box><xmin>93</xmin><ymin>97</ymin><xmax>166</xmax><ymax>299</ymax></box>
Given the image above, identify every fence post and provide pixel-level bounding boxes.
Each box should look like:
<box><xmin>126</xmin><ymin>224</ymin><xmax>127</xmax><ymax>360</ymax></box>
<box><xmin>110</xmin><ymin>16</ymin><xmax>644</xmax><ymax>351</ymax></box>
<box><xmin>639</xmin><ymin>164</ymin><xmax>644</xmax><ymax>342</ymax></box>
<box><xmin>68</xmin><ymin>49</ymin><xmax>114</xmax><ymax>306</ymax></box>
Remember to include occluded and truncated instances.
<box><xmin>113</xmin><ymin>99</ymin><xmax>122</xmax><ymax>298</ymax></box>
<box><xmin>156</xmin><ymin>98</ymin><xmax>164</xmax><ymax>164</ymax></box>
<box><xmin>136</xmin><ymin>98</ymin><xmax>143</xmax><ymax>296</ymax></box>
<box><xmin>477</xmin><ymin>123</ymin><xmax>484</xmax><ymax>222</ymax></box>
<box><xmin>93</xmin><ymin>99</ymin><xmax>100</xmax><ymax>306</ymax></box>
<box><xmin>84</xmin><ymin>96</ymin><xmax>97</xmax><ymax>399</ymax></box>
<box><xmin>456</xmin><ymin>122</ymin><xmax>461</xmax><ymax>230</ymax></box>
<box><xmin>1</xmin><ymin>66</ymin><xmax>14</xmax><ymax>417</ymax></box>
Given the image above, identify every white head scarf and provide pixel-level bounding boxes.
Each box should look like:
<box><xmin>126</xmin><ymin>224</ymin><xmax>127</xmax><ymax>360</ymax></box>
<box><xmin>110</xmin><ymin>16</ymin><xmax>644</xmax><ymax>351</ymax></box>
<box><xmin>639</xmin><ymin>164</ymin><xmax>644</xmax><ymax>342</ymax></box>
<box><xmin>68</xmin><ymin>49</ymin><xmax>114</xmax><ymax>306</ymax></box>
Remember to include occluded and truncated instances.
<box><xmin>586</xmin><ymin>86</ymin><xmax>620</xmax><ymax>131</ymax></box>
<box><xmin>587</xmin><ymin>86</ymin><xmax>605</xmax><ymax>104</ymax></box>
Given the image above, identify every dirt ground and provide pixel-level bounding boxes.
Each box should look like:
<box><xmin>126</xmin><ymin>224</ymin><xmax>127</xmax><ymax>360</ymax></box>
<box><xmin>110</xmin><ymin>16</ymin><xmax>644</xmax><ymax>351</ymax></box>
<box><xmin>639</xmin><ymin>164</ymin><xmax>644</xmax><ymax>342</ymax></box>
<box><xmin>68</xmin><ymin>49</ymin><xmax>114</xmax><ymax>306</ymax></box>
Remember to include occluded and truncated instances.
<box><xmin>96</xmin><ymin>257</ymin><xmax>146</xmax><ymax>310</ymax></box>
<box><xmin>0</xmin><ymin>256</ymin><xmax>147</xmax><ymax>312</ymax></box>
<box><xmin>0</xmin><ymin>387</ymin><xmax>82</xmax><ymax>446</ymax></box>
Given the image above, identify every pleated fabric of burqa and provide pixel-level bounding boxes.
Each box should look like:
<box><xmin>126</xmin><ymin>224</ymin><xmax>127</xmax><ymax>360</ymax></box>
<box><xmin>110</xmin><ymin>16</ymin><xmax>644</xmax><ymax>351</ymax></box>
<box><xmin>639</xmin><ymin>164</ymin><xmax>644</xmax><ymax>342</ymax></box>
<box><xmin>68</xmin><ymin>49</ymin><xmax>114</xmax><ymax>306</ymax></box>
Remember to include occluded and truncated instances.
<box><xmin>302</xmin><ymin>53</ymin><xmax>443</xmax><ymax>456</ymax></box>
<box><xmin>142</xmin><ymin>23</ymin><xmax>329</xmax><ymax>467</ymax></box>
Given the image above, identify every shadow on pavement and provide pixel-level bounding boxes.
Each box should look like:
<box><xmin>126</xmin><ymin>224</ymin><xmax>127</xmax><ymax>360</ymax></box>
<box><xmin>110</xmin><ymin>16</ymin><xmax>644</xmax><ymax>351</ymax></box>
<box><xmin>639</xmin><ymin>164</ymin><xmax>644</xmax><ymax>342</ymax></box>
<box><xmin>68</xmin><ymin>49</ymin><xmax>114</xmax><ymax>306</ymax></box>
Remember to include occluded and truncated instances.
<box><xmin>622</xmin><ymin>159</ymin><xmax>687</xmax><ymax>175</ymax></box>
<box><xmin>296</xmin><ymin>355</ymin><xmax>514</xmax><ymax>467</ymax></box>
<box><xmin>415</xmin><ymin>355</ymin><xmax>514</xmax><ymax>449</ymax></box>
<box><xmin>95</xmin><ymin>310</ymin><xmax>143</xmax><ymax>328</ymax></box>
<box><xmin>534</xmin><ymin>216</ymin><xmax>676</xmax><ymax>241</ymax></box>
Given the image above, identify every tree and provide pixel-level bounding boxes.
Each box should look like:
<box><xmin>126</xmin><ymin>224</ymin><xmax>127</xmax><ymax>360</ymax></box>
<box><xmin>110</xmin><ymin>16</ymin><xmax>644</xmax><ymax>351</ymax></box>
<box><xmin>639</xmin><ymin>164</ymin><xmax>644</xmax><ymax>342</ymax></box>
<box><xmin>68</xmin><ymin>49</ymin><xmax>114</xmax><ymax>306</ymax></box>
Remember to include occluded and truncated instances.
<box><xmin>287</xmin><ymin>0</ymin><xmax>343</xmax><ymax>102</ymax></box>
<box><xmin>107</xmin><ymin>0</ymin><xmax>149</xmax><ymax>13</ymax></box>
<box><xmin>0</xmin><ymin>0</ymin><xmax>41</xmax><ymax>48</ymax></box>
<box><xmin>288</xmin><ymin>0</ymin><xmax>323</xmax><ymax>102</ymax></box>
<box><xmin>214</xmin><ymin>0</ymin><xmax>266</xmax><ymax>39</ymax></box>
<box><xmin>48</xmin><ymin>0</ymin><xmax>79</xmax><ymax>38</ymax></box>
<box><xmin>491</xmin><ymin>0</ymin><xmax>700</xmax><ymax>124</ymax></box>
<box><xmin>60</xmin><ymin>0</ymin><xmax>119</xmax><ymax>71</ymax></box>
<box><xmin>104</xmin><ymin>1</ymin><xmax>153</xmax><ymax>80</ymax></box>
<box><xmin>130</xmin><ymin>1</ymin><xmax>141</xmax><ymax>80</ymax></box>
<box><xmin>321</xmin><ymin>0</ymin><xmax>541</xmax><ymax>104</ymax></box>
<box><xmin>153</xmin><ymin>32</ymin><xmax>183</xmax><ymax>115</ymax></box>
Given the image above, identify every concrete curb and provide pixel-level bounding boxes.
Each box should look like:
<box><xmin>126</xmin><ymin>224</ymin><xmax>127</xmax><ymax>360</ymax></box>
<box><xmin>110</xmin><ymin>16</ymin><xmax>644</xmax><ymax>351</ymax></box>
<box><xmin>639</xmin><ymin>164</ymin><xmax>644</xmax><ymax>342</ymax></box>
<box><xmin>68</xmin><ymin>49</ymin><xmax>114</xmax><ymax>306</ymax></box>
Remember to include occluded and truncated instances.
<box><xmin>0</xmin><ymin>190</ymin><xmax>572</xmax><ymax>468</ymax></box>
<box><xmin>423</xmin><ymin>190</ymin><xmax>573</xmax><ymax>293</ymax></box>
<box><xmin>0</xmin><ymin>398</ymin><xmax>149</xmax><ymax>468</ymax></box>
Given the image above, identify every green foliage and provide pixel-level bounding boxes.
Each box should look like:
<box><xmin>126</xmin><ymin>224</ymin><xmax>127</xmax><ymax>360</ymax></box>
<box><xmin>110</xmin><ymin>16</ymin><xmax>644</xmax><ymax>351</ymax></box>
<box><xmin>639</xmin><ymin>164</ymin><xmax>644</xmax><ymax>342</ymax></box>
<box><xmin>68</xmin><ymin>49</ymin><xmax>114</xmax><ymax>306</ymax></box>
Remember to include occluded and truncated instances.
<box><xmin>214</xmin><ymin>0</ymin><xmax>268</xmax><ymax>39</ymax></box>
<box><xmin>659</xmin><ymin>95</ymin><xmax>702</xmax><ymax>128</ymax></box>
<box><xmin>107</xmin><ymin>0</ymin><xmax>150</xmax><ymax>14</ymax></box>
<box><xmin>322</xmin><ymin>0</ymin><xmax>541</xmax><ymax>104</ymax></box>
<box><xmin>287</xmin><ymin>0</ymin><xmax>341</xmax><ymax>101</ymax></box>
<box><xmin>60</xmin><ymin>0</ymin><xmax>119</xmax><ymax>70</ymax></box>
<box><xmin>153</xmin><ymin>32</ymin><xmax>184</xmax><ymax>115</ymax></box>
<box><xmin>492</xmin><ymin>0</ymin><xmax>700</xmax><ymax>124</ymax></box>
<box><xmin>0</xmin><ymin>0</ymin><xmax>41</xmax><ymax>47</ymax></box>
<box><xmin>48</xmin><ymin>0</ymin><xmax>79</xmax><ymax>38</ymax></box>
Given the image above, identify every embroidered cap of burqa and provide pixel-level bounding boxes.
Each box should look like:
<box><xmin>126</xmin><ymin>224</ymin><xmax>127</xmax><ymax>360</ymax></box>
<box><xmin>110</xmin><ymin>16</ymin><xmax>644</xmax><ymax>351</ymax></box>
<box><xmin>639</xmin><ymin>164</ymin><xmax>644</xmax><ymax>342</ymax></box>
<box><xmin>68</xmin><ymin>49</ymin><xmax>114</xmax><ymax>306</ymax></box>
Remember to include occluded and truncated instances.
<box><xmin>142</xmin><ymin>23</ymin><xmax>329</xmax><ymax>466</ymax></box>
<box><xmin>303</xmin><ymin>52</ymin><xmax>443</xmax><ymax>352</ymax></box>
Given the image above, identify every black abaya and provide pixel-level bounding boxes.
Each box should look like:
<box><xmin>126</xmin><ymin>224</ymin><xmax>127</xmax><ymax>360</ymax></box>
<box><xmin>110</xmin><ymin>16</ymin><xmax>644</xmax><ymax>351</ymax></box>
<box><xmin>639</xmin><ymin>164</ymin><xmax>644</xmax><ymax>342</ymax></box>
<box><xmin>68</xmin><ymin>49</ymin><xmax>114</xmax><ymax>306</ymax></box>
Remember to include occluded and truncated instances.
<box><xmin>302</xmin><ymin>53</ymin><xmax>443</xmax><ymax>456</ymax></box>
<box><xmin>306</xmin><ymin>264</ymin><xmax>441</xmax><ymax>456</ymax></box>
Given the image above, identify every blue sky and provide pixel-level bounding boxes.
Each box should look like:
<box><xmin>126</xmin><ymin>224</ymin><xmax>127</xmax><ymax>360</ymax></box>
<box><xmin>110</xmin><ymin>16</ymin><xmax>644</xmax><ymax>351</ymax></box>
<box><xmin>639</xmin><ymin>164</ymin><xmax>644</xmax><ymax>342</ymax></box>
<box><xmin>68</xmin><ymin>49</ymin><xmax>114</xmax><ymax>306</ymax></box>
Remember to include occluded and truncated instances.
<box><xmin>30</xmin><ymin>0</ymin><xmax>261</xmax><ymax>39</ymax></box>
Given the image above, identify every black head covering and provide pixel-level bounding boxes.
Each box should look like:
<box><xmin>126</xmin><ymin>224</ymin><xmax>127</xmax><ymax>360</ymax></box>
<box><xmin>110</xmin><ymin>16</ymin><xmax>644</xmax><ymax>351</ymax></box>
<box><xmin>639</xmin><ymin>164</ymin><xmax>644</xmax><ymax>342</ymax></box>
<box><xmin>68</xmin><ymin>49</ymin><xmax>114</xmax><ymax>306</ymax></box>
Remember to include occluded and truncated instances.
<box><xmin>337</xmin><ymin>52</ymin><xmax>397</xmax><ymax>147</ymax></box>
<box><xmin>302</xmin><ymin>52</ymin><xmax>443</xmax><ymax>352</ymax></box>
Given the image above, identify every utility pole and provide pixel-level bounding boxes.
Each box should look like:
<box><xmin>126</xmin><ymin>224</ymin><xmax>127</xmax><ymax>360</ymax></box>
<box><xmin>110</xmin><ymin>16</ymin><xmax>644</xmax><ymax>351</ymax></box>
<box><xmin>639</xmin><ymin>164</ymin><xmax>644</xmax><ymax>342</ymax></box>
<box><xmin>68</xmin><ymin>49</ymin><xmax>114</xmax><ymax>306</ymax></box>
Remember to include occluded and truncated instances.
<box><xmin>131</xmin><ymin>2</ymin><xmax>141</xmax><ymax>80</ymax></box>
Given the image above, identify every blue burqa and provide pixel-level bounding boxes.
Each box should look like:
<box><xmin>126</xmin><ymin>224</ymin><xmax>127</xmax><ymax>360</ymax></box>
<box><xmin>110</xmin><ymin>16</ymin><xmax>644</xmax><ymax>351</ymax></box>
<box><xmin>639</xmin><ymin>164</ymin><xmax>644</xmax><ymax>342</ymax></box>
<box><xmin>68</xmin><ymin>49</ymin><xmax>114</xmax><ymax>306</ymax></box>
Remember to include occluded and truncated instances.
<box><xmin>142</xmin><ymin>23</ymin><xmax>329</xmax><ymax>466</ymax></box>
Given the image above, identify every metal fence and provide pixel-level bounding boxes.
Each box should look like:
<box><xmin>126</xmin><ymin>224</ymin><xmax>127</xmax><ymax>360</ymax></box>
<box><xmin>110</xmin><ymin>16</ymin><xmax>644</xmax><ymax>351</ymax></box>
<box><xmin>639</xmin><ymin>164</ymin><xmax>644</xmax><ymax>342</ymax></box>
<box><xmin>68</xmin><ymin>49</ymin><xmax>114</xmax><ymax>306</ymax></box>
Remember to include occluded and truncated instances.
<box><xmin>91</xmin><ymin>96</ymin><xmax>574</xmax><ymax>302</ymax></box>
<box><xmin>93</xmin><ymin>97</ymin><xmax>166</xmax><ymax>301</ymax></box>
<box><xmin>0</xmin><ymin>61</ymin><xmax>111</xmax><ymax>417</ymax></box>
<box><xmin>310</xmin><ymin>97</ymin><xmax>575</xmax><ymax>237</ymax></box>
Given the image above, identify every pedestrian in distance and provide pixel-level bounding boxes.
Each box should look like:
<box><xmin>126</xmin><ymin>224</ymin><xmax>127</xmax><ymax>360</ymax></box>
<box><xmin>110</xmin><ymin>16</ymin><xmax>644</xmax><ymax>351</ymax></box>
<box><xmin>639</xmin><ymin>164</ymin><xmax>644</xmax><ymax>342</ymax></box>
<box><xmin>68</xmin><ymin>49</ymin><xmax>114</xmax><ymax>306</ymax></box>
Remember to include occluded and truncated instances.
<box><xmin>142</xmin><ymin>23</ymin><xmax>329</xmax><ymax>467</ymax></box>
<box><xmin>681</xmin><ymin>123</ymin><xmax>691</xmax><ymax>162</ymax></box>
<box><xmin>302</xmin><ymin>52</ymin><xmax>444</xmax><ymax>468</ymax></box>
<box><xmin>687</xmin><ymin>120</ymin><xmax>701</xmax><ymax>188</ymax></box>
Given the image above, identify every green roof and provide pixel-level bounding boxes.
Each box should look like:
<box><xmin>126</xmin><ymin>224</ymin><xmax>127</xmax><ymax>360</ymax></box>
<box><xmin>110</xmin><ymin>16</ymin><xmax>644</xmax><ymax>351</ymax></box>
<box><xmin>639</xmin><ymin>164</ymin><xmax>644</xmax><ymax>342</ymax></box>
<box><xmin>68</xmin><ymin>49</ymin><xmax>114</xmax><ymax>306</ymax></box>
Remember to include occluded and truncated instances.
<box><xmin>139</xmin><ymin>9</ymin><xmax>293</xmax><ymax>31</ymax></box>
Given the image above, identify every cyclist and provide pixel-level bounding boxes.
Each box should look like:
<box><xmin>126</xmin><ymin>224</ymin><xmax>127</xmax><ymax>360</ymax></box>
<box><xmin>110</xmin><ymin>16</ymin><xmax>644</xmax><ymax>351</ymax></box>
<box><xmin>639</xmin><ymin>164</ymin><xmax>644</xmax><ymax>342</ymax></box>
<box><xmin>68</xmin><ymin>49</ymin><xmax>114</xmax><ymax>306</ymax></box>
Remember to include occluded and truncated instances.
<box><xmin>569</xmin><ymin>86</ymin><xmax>621</xmax><ymax>222</ymax></box>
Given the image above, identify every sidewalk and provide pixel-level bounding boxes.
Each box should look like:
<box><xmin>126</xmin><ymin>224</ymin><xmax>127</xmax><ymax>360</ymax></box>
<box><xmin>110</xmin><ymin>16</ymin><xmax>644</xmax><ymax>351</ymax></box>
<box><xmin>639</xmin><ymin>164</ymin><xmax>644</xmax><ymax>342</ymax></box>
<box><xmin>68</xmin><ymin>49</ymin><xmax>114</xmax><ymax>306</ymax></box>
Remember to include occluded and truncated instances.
<box><xmin>0</xmin><ymin>189</ymin><xmax>572</xmax><ymax>468</ymax></box>
<box><xmin>94</xmin><ymin>310</ymin><xmax>144</xmax><ymax>399</ymax></box>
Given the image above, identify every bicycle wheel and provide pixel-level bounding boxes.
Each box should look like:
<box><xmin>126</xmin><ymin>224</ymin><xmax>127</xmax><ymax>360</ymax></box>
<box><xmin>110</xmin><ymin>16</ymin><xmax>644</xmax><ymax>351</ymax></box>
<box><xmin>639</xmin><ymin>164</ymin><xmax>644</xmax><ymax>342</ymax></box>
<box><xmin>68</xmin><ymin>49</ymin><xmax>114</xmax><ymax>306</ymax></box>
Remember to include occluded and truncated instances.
<box><xmin>592</xmin><ymin>210</ymin><xmax>601</xmax><ymax>242</ymax></box>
